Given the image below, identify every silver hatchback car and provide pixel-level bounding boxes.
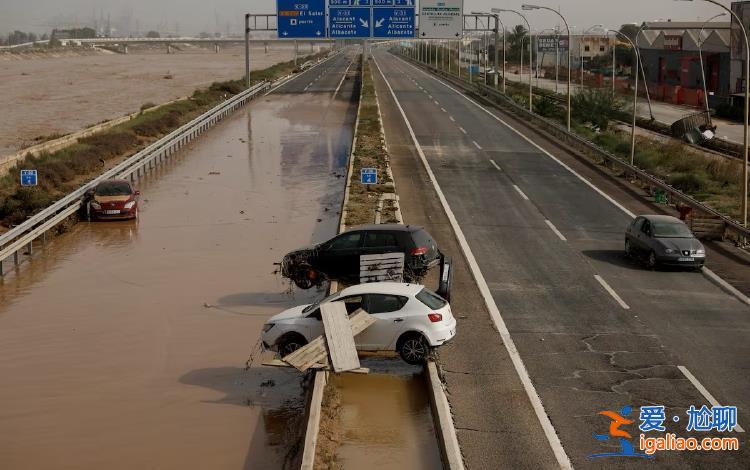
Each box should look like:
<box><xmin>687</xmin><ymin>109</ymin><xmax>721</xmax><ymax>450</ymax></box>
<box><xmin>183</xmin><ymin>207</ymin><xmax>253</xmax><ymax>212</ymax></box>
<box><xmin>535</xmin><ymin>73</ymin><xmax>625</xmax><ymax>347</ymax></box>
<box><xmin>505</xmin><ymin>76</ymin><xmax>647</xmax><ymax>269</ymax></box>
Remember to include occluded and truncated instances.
<box><xmin>625</xmin><ymin>215</ymin><xmax>706</xmax><ymax>269</ymax></box>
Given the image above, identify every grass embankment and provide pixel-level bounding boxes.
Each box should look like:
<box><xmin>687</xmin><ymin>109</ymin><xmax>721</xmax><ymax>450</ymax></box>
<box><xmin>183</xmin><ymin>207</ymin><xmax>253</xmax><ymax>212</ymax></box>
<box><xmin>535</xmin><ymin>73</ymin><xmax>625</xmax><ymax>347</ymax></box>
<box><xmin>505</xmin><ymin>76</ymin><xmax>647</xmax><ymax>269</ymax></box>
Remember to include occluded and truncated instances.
<box><xmin>414</xmin><ymin>50</ymin><xmax>745</xmax><ymax>221</ymax></box>
<box><xmin>344</xmin><ymin>57</ymin><xmax>400</xmax><ymax>226</ymax></box>
<box><xmin>0</xmin><ymin>52</ymin><xmax>328</xmax><ymax>228</ymax></box>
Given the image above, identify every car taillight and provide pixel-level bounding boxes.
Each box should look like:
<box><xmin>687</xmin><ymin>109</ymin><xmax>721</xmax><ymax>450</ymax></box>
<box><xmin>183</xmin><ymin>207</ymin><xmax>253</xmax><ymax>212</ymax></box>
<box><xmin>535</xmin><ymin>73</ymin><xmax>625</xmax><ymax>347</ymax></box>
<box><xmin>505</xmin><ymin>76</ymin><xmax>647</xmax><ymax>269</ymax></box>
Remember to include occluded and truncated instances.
<box><xmin>411</xmin><ymin>247</ymin><xmax>428</xmax><ymax>256</ymax></box>
<box><xmin>428</xmin><ymin>313</ymin><xmax>442</xmax><ymax>323</ymax></box>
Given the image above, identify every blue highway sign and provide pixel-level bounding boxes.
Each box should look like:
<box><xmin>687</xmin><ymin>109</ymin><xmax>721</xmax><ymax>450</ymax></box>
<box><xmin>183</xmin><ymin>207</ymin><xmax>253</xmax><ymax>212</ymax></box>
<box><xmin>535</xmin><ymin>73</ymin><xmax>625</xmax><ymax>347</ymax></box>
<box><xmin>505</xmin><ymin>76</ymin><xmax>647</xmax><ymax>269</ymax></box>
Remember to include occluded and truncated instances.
<box><xmin>329</xmin><ymin>0</ymin><xmax>371</xmax><ymax>5</ymax></box>
<box><xmin>277</xmin><ymin>0</ymin><xmax>326</xmax><ymax>38</ymax></box>
<box><xmin>329</xmin><ymin>6</ymin><xmax>372</xmax><ymax>38</ymax></box>
<box><xmin>20</xmin><ymin>169</ymin><xmax>37</xmax><ymax>186</ymax></box>
<box><xmin>360</xmin><ymin>168</ymin><xmax>377</xmax><ymax>185</ymax></box>
<box><xmin>373</xmin><ymin>6</ymin><xmax>416</xmax><ymax>38</ymax></box>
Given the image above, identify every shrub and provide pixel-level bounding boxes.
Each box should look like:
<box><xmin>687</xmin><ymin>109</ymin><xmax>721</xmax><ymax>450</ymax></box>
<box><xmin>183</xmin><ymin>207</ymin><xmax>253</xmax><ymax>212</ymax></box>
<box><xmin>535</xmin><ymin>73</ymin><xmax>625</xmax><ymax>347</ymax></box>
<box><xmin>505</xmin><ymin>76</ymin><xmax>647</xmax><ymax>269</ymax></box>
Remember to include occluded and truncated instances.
<box><xmin>668</xmin><ymin>172</ymin><xmax>708</xmax><ymax>193</ymax></box>
<box><xmin>572</xmin><ymin>88</ymin><xmax>623</xmax><ymax>130</ymax></box>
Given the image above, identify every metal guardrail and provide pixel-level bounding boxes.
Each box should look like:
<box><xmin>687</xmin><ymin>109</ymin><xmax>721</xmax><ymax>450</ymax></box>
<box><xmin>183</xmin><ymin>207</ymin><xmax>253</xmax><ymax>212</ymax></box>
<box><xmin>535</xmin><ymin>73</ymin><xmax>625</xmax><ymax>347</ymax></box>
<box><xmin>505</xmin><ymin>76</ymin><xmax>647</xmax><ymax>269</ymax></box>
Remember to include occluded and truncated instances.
<box><xmin>400</xmin><ymin>53</ymin><xmax>750</xmax><ymax>244</ymax></box>
<box><xmin>0</xmin><ymin>52</ymin><xmax>340</xmax><ymax>274</ymax></box>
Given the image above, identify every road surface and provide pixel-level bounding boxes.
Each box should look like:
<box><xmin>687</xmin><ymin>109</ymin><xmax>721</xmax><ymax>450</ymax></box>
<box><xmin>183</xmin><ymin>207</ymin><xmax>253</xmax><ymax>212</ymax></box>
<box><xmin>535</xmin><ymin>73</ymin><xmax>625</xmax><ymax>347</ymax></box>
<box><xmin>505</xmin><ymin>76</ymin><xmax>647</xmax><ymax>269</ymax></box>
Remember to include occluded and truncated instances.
<box><xmin>374</xmin><ymin>49</ymin><xmax>750</xmax><ymax>469</ymax></box>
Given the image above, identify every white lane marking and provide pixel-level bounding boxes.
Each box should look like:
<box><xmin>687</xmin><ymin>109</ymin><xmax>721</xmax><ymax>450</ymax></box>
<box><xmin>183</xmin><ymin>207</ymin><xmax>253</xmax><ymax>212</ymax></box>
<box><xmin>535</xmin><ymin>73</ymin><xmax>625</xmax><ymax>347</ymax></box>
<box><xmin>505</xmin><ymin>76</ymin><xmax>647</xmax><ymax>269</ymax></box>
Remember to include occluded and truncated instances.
<box><xmin>512</xmin><ymin>184</ymin><xmax>530</xmax><ymax>201</ymax></box>
<box><xmin>594</xmin><ymin>275</ymin><xmax>630</xmax><ymax>310</ymax></box>
<box><xmin>544</xmin><ymin>219</ymin><xmax>567</xmax><ymax>242</ymax></box>
<box><xmin>333</xmin><ymin>60</ymin><xmax>353</xmax><ymax>99</ymax></box>
<box><xmin>434</xmin><ymin>100</ymin><xmax>440</xmax><ymax>106</ymax></box>
<box><xmin>373</xmin><ymin>54</ymin><xmax>573</xmax><ymax>470</ymax></box>
<box><xmin>449</xmin><ymin>116</ymin><xmax>456</xmax><ymax>122</ymax></box>
<box><xmin>396</xmin><ymin>54</ymin><xmax>636</xmax><ymax>219</ymax></box>
<box><xmin>678</xmin><ymin>366</ymin><xmax>746</xmax><ymax>433</ymax></box>
<box><xmin>458</xmin><ymin>127</ymin><xmax>467</xmax><ymax>134</ymax></box>
<box><xmin>428</xmin><ymin>94</ymin><xmax>434</xmax><ymax>99</ymax></box>
<box><xmin>489</xmin><ymin>159</ymin><xmax>502</xmax><ymax>172</ymax></box>
<box><xmin>472</xmin><ymin>140</ymin><xmax>483</xmax><ymax>150</ymax></box>
<box><xmin>441</xmin><ymin>107</ymin><xmax>447</xmax><ymax>113</ymax></box>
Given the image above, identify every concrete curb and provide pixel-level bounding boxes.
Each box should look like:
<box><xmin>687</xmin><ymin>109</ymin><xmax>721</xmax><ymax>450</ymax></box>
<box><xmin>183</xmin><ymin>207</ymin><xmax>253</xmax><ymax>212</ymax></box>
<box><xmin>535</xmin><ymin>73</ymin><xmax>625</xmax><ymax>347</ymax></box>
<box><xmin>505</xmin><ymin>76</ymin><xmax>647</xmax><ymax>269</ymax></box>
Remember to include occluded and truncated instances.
<box><xmin>300</xmin><ymin>370</ymin><xmax>328</xmax><ymax>470</ymax></box>
<box><xmin>702</xmin><ymin>267</ymin><xmax>750</xmax><ymax>306</ymax></box>
<box><xmin>426</xmin><ymin>360</ymin><xmax>465</xmax><ymax>470</ymax></box>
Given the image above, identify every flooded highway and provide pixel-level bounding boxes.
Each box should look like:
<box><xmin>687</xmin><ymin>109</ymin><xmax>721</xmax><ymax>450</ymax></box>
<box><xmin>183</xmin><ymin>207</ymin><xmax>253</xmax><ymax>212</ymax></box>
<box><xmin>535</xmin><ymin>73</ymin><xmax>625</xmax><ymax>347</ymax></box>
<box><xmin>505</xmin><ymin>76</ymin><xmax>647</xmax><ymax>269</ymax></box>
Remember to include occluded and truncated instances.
<box><xmin>0</xmin><ymin>53</ymin><xmax>357</xmax><ymax>469</ymax></box>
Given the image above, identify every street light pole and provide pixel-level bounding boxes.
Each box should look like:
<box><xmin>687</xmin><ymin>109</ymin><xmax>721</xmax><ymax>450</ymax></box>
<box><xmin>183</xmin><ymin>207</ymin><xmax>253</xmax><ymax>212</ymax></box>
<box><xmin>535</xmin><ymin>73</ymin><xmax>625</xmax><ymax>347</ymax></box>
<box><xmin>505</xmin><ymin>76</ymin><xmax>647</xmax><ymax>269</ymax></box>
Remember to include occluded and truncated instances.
<box><xmin>697</xmin><ymin>12</ymin><xmax>727</xmax><ymax>126</ymax></box>
<box><xmin>608</xmin><ymin>29</ymin><xmax>640</xmax><ymax>166</ymax></box>
<box><xmin>635</xmin><ymin>24</ymin><xmax>655</xmax><ymax>120</ymax></box>
<box><xmin>493</xmin><ymin>8</ymin><xmax>533</xmax><ymax>111</ymax></box>
<box><xmin>244</xmin><ymin>13</ymin><xmax>251</xmax><ymax>88</ymax></box>
<box><xmin>678</xmin><ymin>0</ymin><xmax>748</xmax><ymax>227</ymax></box>
<box><xmin>523</xmin><ymin>4</ymin><xmax>572</xmax><ymax>131</ymax></box>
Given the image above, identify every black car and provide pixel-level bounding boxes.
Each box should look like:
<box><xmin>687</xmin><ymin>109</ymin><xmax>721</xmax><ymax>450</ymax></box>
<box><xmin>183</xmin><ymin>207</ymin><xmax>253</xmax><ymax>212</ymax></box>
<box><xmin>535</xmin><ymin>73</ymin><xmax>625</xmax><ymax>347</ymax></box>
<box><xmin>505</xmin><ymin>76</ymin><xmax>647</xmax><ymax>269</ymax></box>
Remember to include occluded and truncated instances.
<box><xmin>281</xmin><ymin>224</ymin><xmax>443</xmax><ymax>289</ymax></box>
<box><xmin>625</xmin><ymin>215</ymin><xmax>706</xmax><ymax>269</ymax></box>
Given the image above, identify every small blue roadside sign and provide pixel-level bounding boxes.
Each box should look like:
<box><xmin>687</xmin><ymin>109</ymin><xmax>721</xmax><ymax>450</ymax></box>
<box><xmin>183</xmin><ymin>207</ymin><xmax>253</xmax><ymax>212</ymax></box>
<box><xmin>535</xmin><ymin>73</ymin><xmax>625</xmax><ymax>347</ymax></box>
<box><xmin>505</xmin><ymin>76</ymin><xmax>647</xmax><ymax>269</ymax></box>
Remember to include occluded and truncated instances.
<box><xmin>277</xmin><ymin>0</ymin><xmax>326</xmax><ymax>38</ymax></box>
<box><xmin>329</xmin><ymin>6</ymin><xmax>372</xmax><ymax>38</ymax></box>
<box><xmin>361</xmin><ymin>168</ymin><xmax>377</xmax><ymax>184</ymax></box>
<box><xmin>20</xmin><ymin>169</ymin><xmax>37</xmax><ymax>186</ymax></box>
<box><xmin>372</xmin><ymin>6</ymin><xmax>416</xmax><ymax>38</ymax></box>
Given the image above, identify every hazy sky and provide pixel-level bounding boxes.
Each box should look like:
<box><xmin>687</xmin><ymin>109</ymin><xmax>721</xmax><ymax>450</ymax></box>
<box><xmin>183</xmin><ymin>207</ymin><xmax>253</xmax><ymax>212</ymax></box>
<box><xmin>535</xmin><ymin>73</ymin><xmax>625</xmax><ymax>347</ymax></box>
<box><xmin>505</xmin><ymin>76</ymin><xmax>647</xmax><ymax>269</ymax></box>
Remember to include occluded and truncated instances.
<box><xmin>0</xmin><ymin>0</ymin><xmax>721</xmax><ymax>35</ymax></box>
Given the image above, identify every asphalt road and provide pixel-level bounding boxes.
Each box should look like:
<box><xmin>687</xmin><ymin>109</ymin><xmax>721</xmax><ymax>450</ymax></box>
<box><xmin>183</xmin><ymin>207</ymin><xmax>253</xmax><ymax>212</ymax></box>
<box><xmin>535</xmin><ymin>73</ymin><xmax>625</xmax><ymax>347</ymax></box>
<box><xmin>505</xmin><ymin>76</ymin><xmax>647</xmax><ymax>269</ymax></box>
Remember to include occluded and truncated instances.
<box><xmin>0</xmin><ymin>51</ymin><xmax>358</xmax><ymax>470</ymax></box>
<box><xmin>373</xmin><ymin>49</ymin><xmax>750</xmax><ymax>469</ymax></box>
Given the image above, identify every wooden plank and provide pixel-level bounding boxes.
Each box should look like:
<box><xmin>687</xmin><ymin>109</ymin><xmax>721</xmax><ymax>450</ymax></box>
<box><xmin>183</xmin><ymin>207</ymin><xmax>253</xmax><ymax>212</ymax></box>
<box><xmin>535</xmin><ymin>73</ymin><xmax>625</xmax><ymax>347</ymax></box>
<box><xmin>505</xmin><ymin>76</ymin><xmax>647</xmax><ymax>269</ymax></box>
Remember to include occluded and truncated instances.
<box><xmin>321</xmin><ymin>302</ymin><xmax>361</xmax><ymax>372</ymax></box>
<box><xmin>283</xmin><ymin>309</ymin><xmax>374</xmax><ymax>372</ymax></box>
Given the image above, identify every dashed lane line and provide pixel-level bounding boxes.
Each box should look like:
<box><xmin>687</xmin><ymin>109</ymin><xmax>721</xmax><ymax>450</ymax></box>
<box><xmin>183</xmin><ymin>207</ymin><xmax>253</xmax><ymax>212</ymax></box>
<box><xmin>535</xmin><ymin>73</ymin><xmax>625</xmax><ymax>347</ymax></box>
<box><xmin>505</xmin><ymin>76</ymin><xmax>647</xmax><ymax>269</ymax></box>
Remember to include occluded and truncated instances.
<box><xmin>594</xmin><ymin>275</ymin><xmax>629</xmax><ymax>310</ymax></box>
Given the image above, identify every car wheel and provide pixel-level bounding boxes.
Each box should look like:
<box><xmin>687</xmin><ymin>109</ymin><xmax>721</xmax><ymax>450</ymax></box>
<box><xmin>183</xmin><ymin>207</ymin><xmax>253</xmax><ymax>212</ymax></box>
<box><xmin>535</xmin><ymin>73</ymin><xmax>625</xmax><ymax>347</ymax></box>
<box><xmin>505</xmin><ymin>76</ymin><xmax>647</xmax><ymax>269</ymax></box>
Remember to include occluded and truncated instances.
<box><xmin>293</xmin><ymin>276</ymin><xmax>314</xmax><ymax>289</ymax></box>
<box><xmin>624</xmin><ymin>239</ymin><xmax>632</xmax><ymax>259</ymax></box>
<box><xmin>397</xmin><ymin>333</ymin><xmax>429</xmax><ymax>365</ymax></box>
<box><xmin>647</xmin><ymin>251</ymin><xmax>657</xmax><ymax>270</ymax></box>
<box><xmin>277</xmin><ymin>333</ymin><xmax>308</xmax><ymax>357</ymax></box>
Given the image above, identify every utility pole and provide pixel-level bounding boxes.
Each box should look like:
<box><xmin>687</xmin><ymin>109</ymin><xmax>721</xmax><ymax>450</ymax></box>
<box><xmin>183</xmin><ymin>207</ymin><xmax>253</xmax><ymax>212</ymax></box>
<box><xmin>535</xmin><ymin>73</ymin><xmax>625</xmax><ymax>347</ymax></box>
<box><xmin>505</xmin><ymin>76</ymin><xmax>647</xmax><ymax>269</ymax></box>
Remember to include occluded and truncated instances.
<box><xmin>244</xmin><ymin>13</ymin><xmax>250</xmax><ymax>88</ymax></box>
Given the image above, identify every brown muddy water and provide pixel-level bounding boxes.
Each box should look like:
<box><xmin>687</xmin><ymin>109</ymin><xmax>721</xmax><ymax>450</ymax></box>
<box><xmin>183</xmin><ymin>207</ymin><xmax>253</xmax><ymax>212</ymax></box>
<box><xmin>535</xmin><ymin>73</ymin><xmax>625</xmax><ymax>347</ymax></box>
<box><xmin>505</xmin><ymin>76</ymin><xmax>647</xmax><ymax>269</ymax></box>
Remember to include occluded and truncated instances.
<box><xmin>0</xmin><ymin>67</ymin><xmax>355</xmax><ymax>469</ymax></box>
<box><xmin>332</xmin><ymin>359</ymin><xmax>442</xmax><ymax>470</ymax></box>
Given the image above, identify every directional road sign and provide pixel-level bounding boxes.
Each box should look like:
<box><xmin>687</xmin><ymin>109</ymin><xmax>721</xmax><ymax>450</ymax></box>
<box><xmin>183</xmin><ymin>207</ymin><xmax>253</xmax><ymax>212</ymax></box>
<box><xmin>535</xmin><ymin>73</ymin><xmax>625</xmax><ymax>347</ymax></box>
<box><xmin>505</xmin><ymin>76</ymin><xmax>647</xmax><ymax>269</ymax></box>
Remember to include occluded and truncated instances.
<box><xmin>360</xmin><ymin>168</ymin><xmax>377</xmax><ymax>184</ymax></box>
<box><xmin>419</xmin><ymin>0</ymin><xmax>463</xmax><ymax>39</ymax></box>
<box><xmin>20</xmin><ymin>169</ymin><xmax>37</xmax><ymax>186</ymax></box>
<box><xmin>329</xmin><ymin>6</ymin><xmax>372</xmax><ymax>38</ymax></box>
<box><xmin>373</xmin><ymin>7</ymin><xmax>416</xmax><ymax>38</ymax></box>
<box><xmin>277</xmin><ymin>0</ymin><xmax>326</xmax><ymax>38</ymax></box>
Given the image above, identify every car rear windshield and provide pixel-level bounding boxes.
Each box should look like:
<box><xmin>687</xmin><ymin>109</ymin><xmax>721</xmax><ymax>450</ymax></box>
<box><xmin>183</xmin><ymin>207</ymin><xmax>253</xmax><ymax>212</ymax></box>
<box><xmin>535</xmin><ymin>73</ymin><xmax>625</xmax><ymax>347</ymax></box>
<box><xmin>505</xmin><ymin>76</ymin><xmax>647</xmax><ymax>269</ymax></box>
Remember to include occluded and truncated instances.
<box><xmin>653</xmin><ymin>222</ymin><xmax>693</xmax><ymax>238</ymax></box>
<box><xmin>96</xmin><ymin>182</ymin><xmax>132</xmax><ymax>196</ymax></box>
<box><xmin>416</xmin><ymin>288</ymin><xmax>446</xmax><ymax>309</ymax></box>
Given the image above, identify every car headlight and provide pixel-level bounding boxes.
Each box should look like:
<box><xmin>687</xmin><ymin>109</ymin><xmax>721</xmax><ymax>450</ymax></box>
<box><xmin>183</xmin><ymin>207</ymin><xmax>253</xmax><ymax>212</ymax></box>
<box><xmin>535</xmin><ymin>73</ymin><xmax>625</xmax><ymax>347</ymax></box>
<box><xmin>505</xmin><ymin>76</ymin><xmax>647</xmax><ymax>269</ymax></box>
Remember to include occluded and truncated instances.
<box><xmin>262</xmin><ymin>323</ymin><xmax>275</xmax><ymax>333</ymax></box>
<box><xmin>664</xmin><ymin>248</ymin><xmax>675</xmax><ymax>254</ymax></box>
<box><xmin>124</xmin><ymin>201</ymin><xmax>136</xmax><ymax>209</ymax></box>
<box><xmin>696</xmin><ymin>249</ymin><xmax>705</xmax><ymax>255</ymax></box>
<box><xmin>90</xmin><ymin>201</ymin><xmax>101</xmax><ymax>209</ymax></box>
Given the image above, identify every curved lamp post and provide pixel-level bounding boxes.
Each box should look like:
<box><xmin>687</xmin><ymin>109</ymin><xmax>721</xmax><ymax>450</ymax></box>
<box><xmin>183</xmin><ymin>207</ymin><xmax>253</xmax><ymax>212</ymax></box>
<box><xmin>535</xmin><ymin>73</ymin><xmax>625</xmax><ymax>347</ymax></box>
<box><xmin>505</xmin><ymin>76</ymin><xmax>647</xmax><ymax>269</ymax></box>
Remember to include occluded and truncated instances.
<box><xmin>607</xmin><ymin>29</ymin><xmax>640</xmax><ymax>165</ymax></box>
<box><xmin>697</xmin><ymin>12</ymin><xmax>727</xmax><ymax>126</ymax></box>
<box><xmin>581</xmin><ymin>24</ymin><xmax>604</xmax><ymax>87</ymax></box>
<box><xmin>677</xmin><ymin>0</ymin><xmax>748</xmax><ymax>227</ymax></box>
<box><xmin>493</xmin><ymin>8</ymin><xmax>533</xmax><ymax>111</ymax></box>
<box><xmin>635</xmin><ymin>24</ymin><xmax>656</xmax><ymax>120</ymax></box>
<box><xmin>523</xmin><ymin>4</ymin><xmax>572</xmax><ymax>131</ymax></box>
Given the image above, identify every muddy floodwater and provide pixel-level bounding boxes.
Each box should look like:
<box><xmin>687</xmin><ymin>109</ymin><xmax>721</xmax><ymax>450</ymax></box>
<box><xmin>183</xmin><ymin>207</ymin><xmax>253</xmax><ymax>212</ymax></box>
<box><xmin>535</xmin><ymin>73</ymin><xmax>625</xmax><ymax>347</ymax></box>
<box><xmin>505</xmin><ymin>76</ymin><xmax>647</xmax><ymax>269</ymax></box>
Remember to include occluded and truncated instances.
<box><xmin>332</xmin><ymin>360</ymin><xmax>442</xmax><ymax>469</ymax></box>
<box><xmin>0</xmin><ymin>68</ymin><xmax>355</xmax><ymax>468</ymax></box>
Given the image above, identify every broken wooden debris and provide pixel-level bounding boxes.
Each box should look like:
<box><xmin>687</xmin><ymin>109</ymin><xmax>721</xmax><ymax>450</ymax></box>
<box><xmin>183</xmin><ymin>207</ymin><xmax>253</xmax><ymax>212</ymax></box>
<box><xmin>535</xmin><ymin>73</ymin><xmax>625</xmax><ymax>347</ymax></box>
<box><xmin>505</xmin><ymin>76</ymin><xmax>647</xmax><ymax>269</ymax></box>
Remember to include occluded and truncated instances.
<box><xmin>321</xmin><ymin>302</ymin><xmax>360</xmax><ymax>372</ymax></box>
<box><xmin>281</xmin><ymin>309</ymin><xmax>375</xmax><ymax>372</ymax></box>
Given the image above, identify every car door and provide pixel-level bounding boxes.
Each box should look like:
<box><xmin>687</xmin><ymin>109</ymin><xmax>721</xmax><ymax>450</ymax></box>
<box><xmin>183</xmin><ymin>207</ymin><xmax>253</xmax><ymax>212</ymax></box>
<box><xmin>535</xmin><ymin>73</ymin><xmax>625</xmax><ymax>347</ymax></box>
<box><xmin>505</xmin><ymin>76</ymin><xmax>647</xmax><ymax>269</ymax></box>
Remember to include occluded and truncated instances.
<box><xmin>355</xmin><ymin>293</ymin><xmax>409</xmax><ymax>350</ymax></box>
<box><xmin>634</xmin><ymin>218</ymin><xmax>652</xmax><ymax>255</ymax></box>
<box><xmin>627</xmin><ymin>217</ymin><xmax>643</xmax><ymax>252</ymax></box>
<box><xmin>361</xmin><ymin>231</ymin><xmax>403</xmax><ymax>282</ymax></box>
<box><xmin>316</xmin><ymin>231</ymin><xmax>363</xmax><ymax>281</ymax></box>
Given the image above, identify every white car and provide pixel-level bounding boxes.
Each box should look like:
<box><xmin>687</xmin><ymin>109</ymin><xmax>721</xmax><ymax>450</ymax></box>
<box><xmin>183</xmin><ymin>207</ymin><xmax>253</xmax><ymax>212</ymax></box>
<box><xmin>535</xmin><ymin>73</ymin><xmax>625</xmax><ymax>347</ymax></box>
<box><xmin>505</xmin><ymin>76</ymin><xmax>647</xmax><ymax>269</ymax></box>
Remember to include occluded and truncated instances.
<box><xmin>261</xmin><ymin>282</ymin><xmax>456</xmax><ymax>364</ymax></box>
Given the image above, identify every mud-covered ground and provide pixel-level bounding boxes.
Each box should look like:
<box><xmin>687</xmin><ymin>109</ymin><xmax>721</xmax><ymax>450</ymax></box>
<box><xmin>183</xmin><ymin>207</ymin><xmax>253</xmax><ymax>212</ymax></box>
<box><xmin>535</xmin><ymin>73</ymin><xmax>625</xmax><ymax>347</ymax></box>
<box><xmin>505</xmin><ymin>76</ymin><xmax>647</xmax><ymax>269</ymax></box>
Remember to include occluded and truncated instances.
<box><xmin>0</xmin><ymin>43</ymin><xmax>321</xmax><ymax>156</ymax></box>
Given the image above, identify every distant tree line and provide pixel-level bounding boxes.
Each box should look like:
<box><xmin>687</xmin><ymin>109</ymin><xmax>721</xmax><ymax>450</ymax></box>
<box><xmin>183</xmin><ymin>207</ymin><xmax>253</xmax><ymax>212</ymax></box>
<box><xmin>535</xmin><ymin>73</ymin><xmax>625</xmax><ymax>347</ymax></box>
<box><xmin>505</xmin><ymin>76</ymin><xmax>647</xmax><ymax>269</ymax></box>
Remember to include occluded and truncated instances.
<box><xmin>0</xmin><ymin>31</ymin><xmax>49</xmax><ymax>46</ymax></box>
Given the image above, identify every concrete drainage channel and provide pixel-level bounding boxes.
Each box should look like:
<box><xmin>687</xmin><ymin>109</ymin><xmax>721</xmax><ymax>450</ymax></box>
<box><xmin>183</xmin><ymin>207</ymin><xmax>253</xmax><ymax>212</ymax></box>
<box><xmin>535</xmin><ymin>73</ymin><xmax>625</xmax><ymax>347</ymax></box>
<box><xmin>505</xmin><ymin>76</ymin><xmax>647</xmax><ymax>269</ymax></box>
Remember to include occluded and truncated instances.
<box><xmin>297</xmin><ymin>55</ymin><xmax>463</xmax><ymax>470</ymax></box>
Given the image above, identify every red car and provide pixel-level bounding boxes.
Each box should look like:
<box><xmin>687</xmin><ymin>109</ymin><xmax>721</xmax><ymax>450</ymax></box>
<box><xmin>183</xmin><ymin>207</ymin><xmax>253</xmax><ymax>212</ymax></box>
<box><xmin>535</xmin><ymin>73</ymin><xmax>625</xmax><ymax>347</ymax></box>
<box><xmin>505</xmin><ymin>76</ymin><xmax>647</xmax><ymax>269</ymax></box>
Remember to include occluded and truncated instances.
<box><xmin>86</xmin><ymin>179</ymin><xmax>140</xmax><ymax>220</ymax></box>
